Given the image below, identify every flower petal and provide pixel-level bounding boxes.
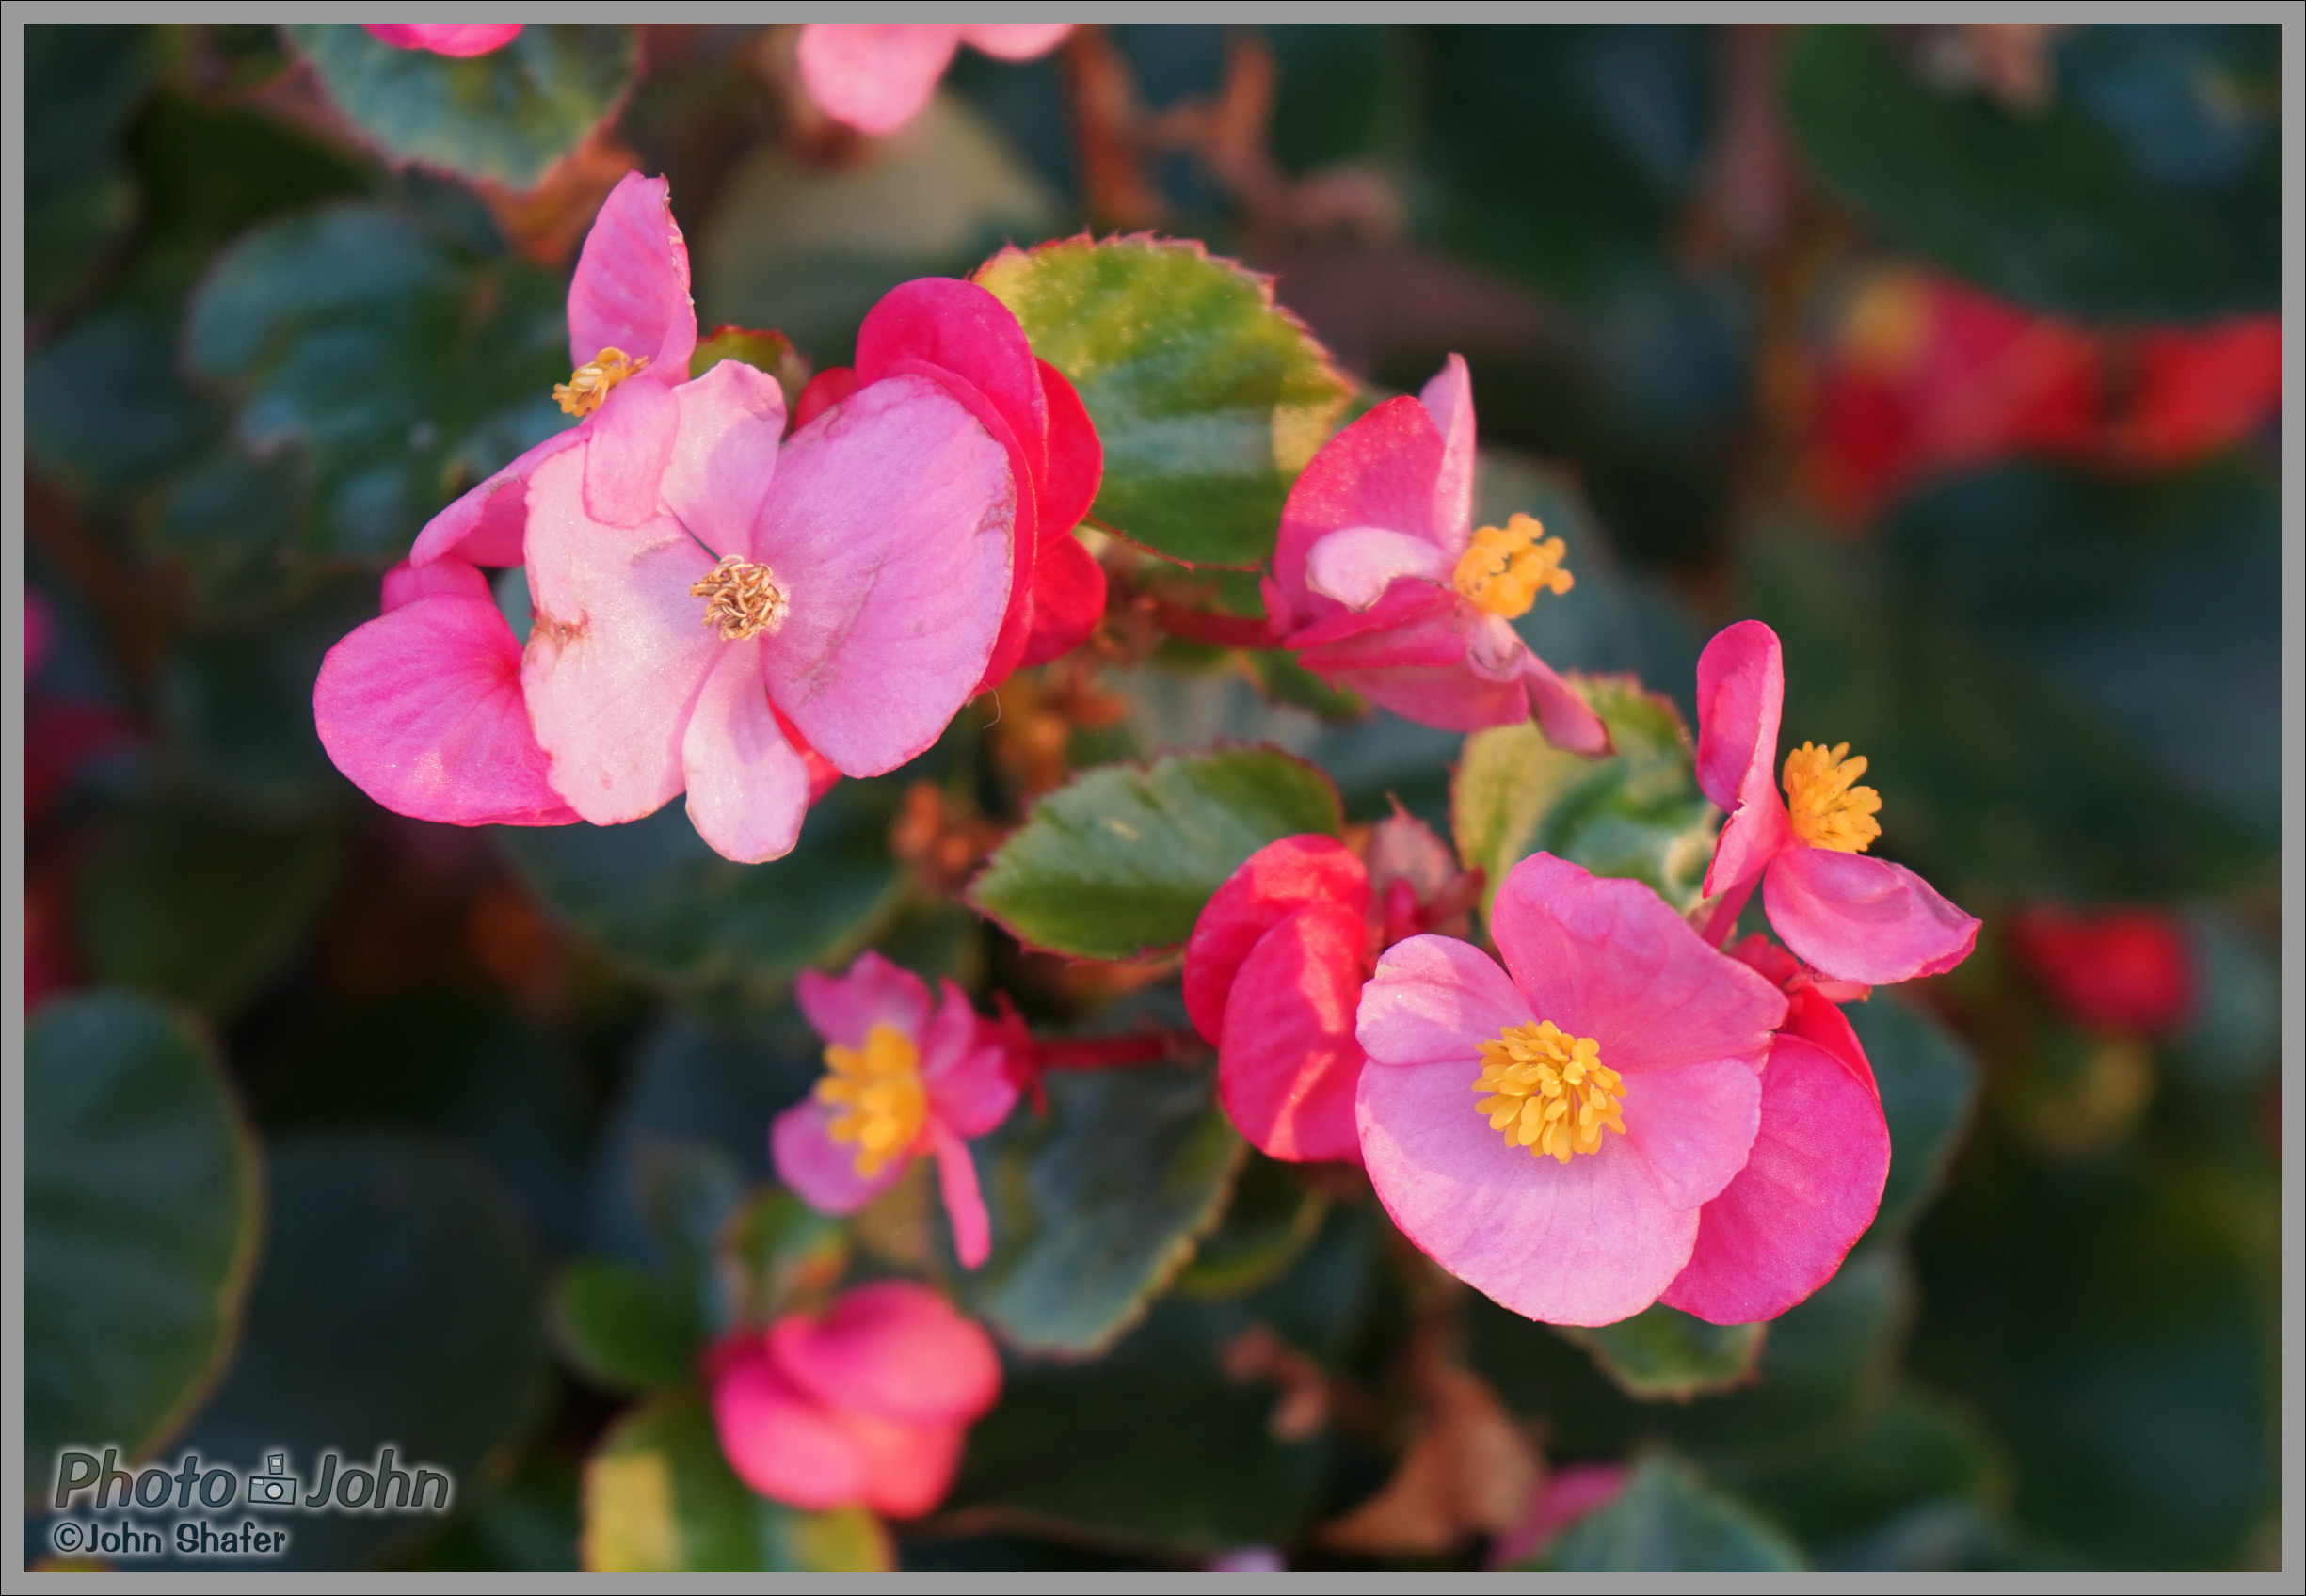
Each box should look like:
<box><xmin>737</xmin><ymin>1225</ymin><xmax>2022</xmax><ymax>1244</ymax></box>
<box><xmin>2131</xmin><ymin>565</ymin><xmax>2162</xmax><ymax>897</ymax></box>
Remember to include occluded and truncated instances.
<box><xmin>1271</xmin><ymin>395</ymin><xmax>1447</xmax><ymax>633</ymax></box>
<box><xmin>662</xmin><ymin>359</ymin><xmax>786</xmax><ymax>562</ymax></box>
<box><xmin>796</xmin><ymin>24</ymin><xmax>962</xmax><ymax>136</ymax></box>
<box><xmin>843</xmin><ymin>1412</ymin><xmax>969</xmax><ymax>1519</ymax></box>
<box><xmin>921</xmin><ymin>981</ymin><xmax>1018</xmax><ymax>1138</ymax></box>
<box><xmin>710</xmin><ymin>1338</ymin><xmax>867</xmax><ymax>1510</ymax></box>
<box><xmin>1617</xmin><ymin>1055</ymin><xmax>1763</xmax><ymax>1212</ymax></box>
<box><xmin>957</xmin><ymin>23</ymin><xmax>1074</xmax><ymax>60</ymax></box>
<box><xmin>1694</xmin><ymin>620</ymin><xmax>1792</xmax><ymax>898</ymax></box>
<box><xmin>567</xmin><ymin>172</ymin><xmax>697</xmax><ymax>379</ymax></box>
<box><xmin>408</xmin><ymin>426</ymin><xmax>584</xmax><ymax>568</ymax></box>
<box><xmin>1035</xmin><ymin>359</ymin><xmax>1102</xmax><ymax>537</ymax></box>
<box><xmin>856</xmin><ymin>279</ymin><xmax>1047</xmax><ymax>472</ymax></box>
<box><xmin>1524</xmin><ymin>653</ymin><xmax>1612</xmax><ymax>756</ymax></box>
<box><xmin>681</xmin><ymin>641</ymin><xmax>809</xmax><ymax>864</ymax></box>
<box><xmin>768</xmin><ymin>1279</ymin><xmax>1001</xmax><ymax>1426</ymax></box>
<box><xmin>583</xmin><ymin>374</ymin><xmax>681</xmax><ymax>528</ymax></box>
<box><xmin>1305</xmin><ymin>525</ymin><xmax>1453</xmax><ymax>612</ymax></box>
<box><xmin>1763</xmin><ymin>847</ymin><xmax>1982</xmax><ymax>986</ymax></box>
<box><xmin>759</xmin><ymin>373</ymin><xmax>1015</xmax><ymax>775</ymax></box>
<box><xmin>1218</xmin><ymin>902</ymin><xmax>1369</xmax><ymax>1165</ymax></box>
<box><xmin>931</xmin><ymin>1124</ymin><xmax>993</xmax><ymax>1268</ymax></box>
<box><xmin>770</xmin><ymin>1098</ymin><xmax>907</xmax><ymax>1216</ymax></box>
<box><xmin>1417</xmin><ymin>354</ymin><xmax>1477</xmax><ymax>551</ymax></box>
<box><xmin>1291</xmin><ymin>592</ymin><xmax>1531</xmax><ymax>731</ymax></box>
<box><xmin>1355</xmin><ymin>933</ymin><xmax>1530</xmax><ymax>1070</ymax></box>
<box><xmin>1016</xmin><ymin>523</ymin><xmax>1106</xmax><ymax>668</ymax></box>
<box><xmin>1182</xmin><ymin>834</ymin><xmax>1369</xmax><ymax>1044</ymax></box>
<box><xmin>795</xmin><ymin>950</ymin><xmax>933</xmax><ymax>1047</ymax></box>
<box><xmin>1659</xmin><ymin>1033</ymin><xmax>1891</xmax><ymax>1324</ymax></box>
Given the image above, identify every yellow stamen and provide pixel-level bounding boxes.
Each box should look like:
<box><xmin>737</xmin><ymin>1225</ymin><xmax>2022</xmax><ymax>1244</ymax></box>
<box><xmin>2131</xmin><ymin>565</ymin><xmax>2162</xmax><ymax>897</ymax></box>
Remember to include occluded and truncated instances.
<box><xmin>1782</xmin><ymin>741</ymin><xmax>1882</xmax><ymax>853</ymax></box>
<box><xmin>1452</xmin><ymin>513</ymin><xmax>1574</xmax><ymax>620</ymax></box>
<box><xmin>1471</xmin><ymin>1020</ymin><xmax>1625</xmax><ymax>1163</ymax></box>
<box><xmin>554</xmin><ymin>346</ymin><xmax>649</xmax><ymax>417</ymax></box>
<box><xmin>815</xmin><ymin>1022</ymin><xmax>928</xmax><ymax>1178</ymax></box>
<box><xmin>691</xmin><ymin>556</ymin><xmax>790</xmax><ymax>641</ymax></box>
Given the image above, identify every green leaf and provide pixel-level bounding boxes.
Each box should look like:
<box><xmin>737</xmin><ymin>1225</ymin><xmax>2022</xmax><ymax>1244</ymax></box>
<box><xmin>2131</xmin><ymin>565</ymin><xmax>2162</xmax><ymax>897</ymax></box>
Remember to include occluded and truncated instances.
<box><xmin>1782</xmin><ymin>24</ymin><xmax>2278</xmax><ymax>320</ymax></box>
<box><xmin>25</xmin><ymin>993</ymin><xmax>261</xmax><ymax>1471</ymax></box>
<box><xmin>1172</xmin><ymin>1152</ymin><xmax>1328</xmax><ymax>1300</ymax></box>
<box><xmin>968</xmin><ymin>747</ymin><xmax>1342</xmax><ymax>961</ymax></box>
<box><xmin>180</xmin><ymin>1131</ymin><xmax>550</xmax><ymax>1570</ymax></box>
<box><xmin>977</xmin><ymin>235</ymin><xmax>1353</xmax><ymax>567</ymax></box>
<box><xmin>1452</xmin><ymin>673</ymin><xmax>1718</xmax><ymax>921</ymax></box>
<box><xmin>580</xmin><ymin>1391</ymin><xmax>892</xmax><ymax>1572</ymax></box>
<box><xmin>689</xmin><ymin>325</ymin><xmax>812</xmax><ymax>411</ymax></box>
<box><xmin>1558</xmin><ymin>1304</ymin><xmax>1768</xmax><ymax>1402</ymax></box>
<box><xmin>550</xmin><ymin>1259</ymin><xmax>704</xmax><ymax>1396</ymax></box>
<box><xmin>24</xmin><ymin>24</ymin><xmax>159</xmax><ymax>317</ymax></box>
<box><xmin>76</xmin><ymin>799</ymin><xmax>347</xmax><ymax>1020</ymax></box>
<box><xmin>953</xmin><ymin>1065</ymin><xmax>1245</xmax><ymax>1355</ymax></box>
<box><xmin>1533</xmin><ymin>1454</ymin><xmax>1806</xmax><ymax>1572</ymax></box>
<box><xmin>283</xmin><ymin>24</ymin><xmax>637</xmax><ymax>192</ymax></box>
<box><xmin>714</xmin><ymin>1188</ymin><xmax>849</xmax><ymax>1331</ymax></box>
<box><xmin>25</xmin><ymin>309</ymin><xmax>216</xmax><ymax>490</ymax></box>
<box><xmin>1848</xmin><ymin>993</ymin><xmax>1979</xmax><ymax>1244</ymax></box>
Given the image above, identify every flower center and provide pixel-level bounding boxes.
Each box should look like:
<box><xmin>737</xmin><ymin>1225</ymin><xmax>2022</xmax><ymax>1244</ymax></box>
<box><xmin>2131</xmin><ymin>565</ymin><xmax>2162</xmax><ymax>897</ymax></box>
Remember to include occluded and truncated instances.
<box><xmin>816</xmin><ymin>1022</ymin><xmax>928</xmax><ymax>1178</ymax></box>
<box><xmin>1452</xmin><ymin>513</ymin><xmax>1574</xmax><ymax>620</ymax></box>
<box><xmin>1473</xmin><ymin>1020</ymin><xmax>1625</xmax><ymax>1163</ymax></box>
<box><xmin>553</xmin><ymin>346</ymin><xmax>649</xmax><ymax>417</ymax></box>
<box><xmin>1782</xmin><ymin>741</ymin><xmax>1882</xmax><ymax>853</ymax></box>
<box><xmin>691</xmin><ymin>556</ymin><xmax>790</xmax><ymax>641</ymax></box>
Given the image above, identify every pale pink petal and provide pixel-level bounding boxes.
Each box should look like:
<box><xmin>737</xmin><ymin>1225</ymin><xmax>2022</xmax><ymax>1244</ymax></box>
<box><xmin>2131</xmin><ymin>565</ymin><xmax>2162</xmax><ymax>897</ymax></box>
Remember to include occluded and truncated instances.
<box><xmin>1183</xmin><ymin>835</ymin><xmax>1368</xmax><ymax>1045</ymax></box>
<box><xmin>1524</xmin><ymin>654</ymin><xmax>1611</xmax><ymax>756</ymax></box>
<box><xmin>1617</xmin><ymin>1055</ymin><xmax>1763</xmax><ymax>1212</ymax></box>
<box><xmin>1659</xmin><ymin>1033</ymin><xmax>1891</xmax><ymax>1324</ymax></box>
<box><xmin>1488</xmin><ymin>854</ymin><xmax>1786</xmax><ymax>1075</ymax></box>
<box><xmin>363</xmin><ymin>24</ymin><xmax>523</xmax><ymax>57</ymax></box>
<box><xmin>931</xmin><ymin>1123</ymin><xmax>993</xmax><ymax>1268</ymax></box>
<box><xmin>583</xmin><ymin>374</ymin><xmax>681</xmax><ymax>528</ymax></box>
<box><xmin>957</xmin><ymin>24</ymin><xmax>1074</xmax><ymax>60</ymax></box>
<box><xmin>794</xmin><ymin>950</ymin><xmax>933</xmax><ymax>1047</ymax></box>
<box><xmin>1764</xmin><ymin>847</ymin><xmax>1982</xmax><ymax>987</ymax></box>
<box><xmin>408</xmin><ymin>426</ymin><xmax>583</xmax><ymax>568</ymax></box>
<box><xmin>768</xmin><ymin>1280</ymin><xmax>1001</xmax><ymax>1426</ymax></box>
<box><xmin>796</xmin><ymin>24</ymin><xmax>962</xmax><ymax>136</ymax></box>
<box><xmin>567</xmin><ymin>172</ymin><xmax>696</xmax><ymax>378</ymax></box>
<box><xmin>1271</xmin><ymin>396</ymin><xmax>1447</xmax><ymax>632</ymax></box>
<box><xmin>1304</xmin><ymin>525</ymin><xmax>1452</xmax><ymax>611</ymax></box>
<box><xmin>710</xmin><ymin>1339</ymin><xmax>867</xmax><ymax>1510</ymax></box>
<box><xmin>1417</xmin><ymin>354</ymin><xmax>1477</xmax><ymax>551</ymax></box>
<box><xmin>382</xmin><ymin>554</ymin><xmax>489</xmax><ymax>611</ymax></box>
<box><xmin>681</xmin><ymin>642</ymin><xmax>809</xmax><ymax>864</ymax></box>
<box><xmin>770</xmin><ymin>1098</ymin><xmax>908</xmax><ymax>1216</ymax></box>
<box><xmin>758</xmin><ymin>374</ymin><xmax>1014</xmax><ymax>775</ymax></box>
<box><xmin>1357</xmin><ymin>1056</ymin><xmax>1700</xmax><ymax>1326</ymax></box>
<box><xmin>662</xmin><ymin>359</ymin><xmax>786</xmax><ymax>561</ymax></box>
<box><xmin>520</xmin><ymin>449</ymin><xmax>719</xmax><ymax>825</ymax></box>
<box><xmin>1355</xmin><ymin>934</ymin><xmax>1530</xmax><ymax>1070</ymax></box>
<box><xmin>1694</xmin><ymin>620</ymin><xmax>1792</xmax><ymax>898</ymax></box>
<box><xmin>921</xmin><ymin>982</ymin><xmax>1019</xmax><ymax>1138</ymax></box>
<box><xmin>1217</xmin><ymin>902</ymin><xmax>1369</xmax><ymax>1165</ymax></box>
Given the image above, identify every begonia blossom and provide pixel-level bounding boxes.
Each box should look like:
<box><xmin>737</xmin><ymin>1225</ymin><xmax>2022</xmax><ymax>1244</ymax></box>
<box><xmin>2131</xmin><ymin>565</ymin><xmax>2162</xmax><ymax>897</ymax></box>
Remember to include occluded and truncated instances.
<box><xmin>2010</xmin><ymin>903</ymin><xmax>2196</xmax><ymax>1038</ymax></box>
<box><xmin>707</xmin><ymin>1280</ymin><xmax>1000</xmax><ymax>1517</ymax></box>
<box><xmin>1354</xmin><ymin>853</ymin><xmax>1786</xmax><ymax>1326</ymax></box>
<box><xmin>362</xmin><ymin>24</ymin><xmax>523</xmax><ymax>57</ymax></box>
<box><xmin>1263</xmin><ymin>357</ymin><xmax>1609</xmax><ymax>754</ymax></box>
<box><xmin>1184</xmin><ymin>813</ymin><xmax>1479</xmax><ymax>1166</ymax></box>
<box><xmin>772</xmin><ymin>953</ymin><xmax>1020</xmax><ymax>1268</ymax></box>
<box><xmin>794</xmin><ymin>275</ymin><xmax>1106</xmax><ymax>684</ymax></box>
<box><xmin>796</xmin><ymin>23</ymin><xmax>1074</xmax><ymax>136</ymax></box>
<box><xmin>1691</xmin><ymin>619</ymin><xmax>1978</xmax><ymax>987</ymax></box>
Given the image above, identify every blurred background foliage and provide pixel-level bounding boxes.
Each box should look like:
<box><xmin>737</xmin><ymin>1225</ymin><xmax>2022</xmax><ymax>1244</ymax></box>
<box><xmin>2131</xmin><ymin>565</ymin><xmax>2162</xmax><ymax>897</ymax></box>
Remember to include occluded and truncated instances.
<box><xmin>20</xmin><ymin>22</ymin><xmax>2284</xmax><ymax>1573</ymax></box>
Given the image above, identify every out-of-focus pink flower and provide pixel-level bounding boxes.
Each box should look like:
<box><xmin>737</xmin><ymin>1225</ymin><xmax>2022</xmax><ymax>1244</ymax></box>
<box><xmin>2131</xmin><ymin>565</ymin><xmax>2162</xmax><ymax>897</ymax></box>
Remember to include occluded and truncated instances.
<box><xmin>1691</xmin><ymin>619</ymin><xmax>1978</xmax><ymax>987</ymax></box>
<box><xmin>1183</xmin><ymin>813</ymin><xmax>1480</xmax><ymax>1166</ymax></box>
<box><xmin>1659</xmin><ymin>934</ymin><xmax>1891</xmax><ymax>1325</ymax></box>
<box><xmin>1486</xmin><ymin>1461</ymin><xmax>1629</xmax><ymax>1569</ymax></box>
<box><xmin>707</xmin><ymin>1280</ymin><xmax>1001</xmax><ymax>1518</ymax></box>
<box><xmin>1207</xmin><ymin>1546</ymin><xmax>1288</xmax><ymax>1572</ymax></box>
<box><xmin>23</xmin><ymin>590</ymin><xmax>136</xmax><ymax>831</ymax></box>
<box><xmin>1354</xmin><ymin>853</ymin><xmax>1786</xmax><ymax>1326</ymax></box>
<box><xmin>793</xmin><ymin>275</ymin><xmax>1105</xmax><ymax>688</ymax></box>
<box><xmin>24</xmin><ymin>590</ymin><xmax>54</xmax><ymax>672</ymax></box>
<box><xmin>1263</xmin><ymin>357</ymin><xmax>1609</xmax><ymax>754</ymax></box>
<box><xmin>796</xmin><ymin>23</ymin><xmax>1074</xmax><ymax>136</ymax></box>
<box><xmin>772</xmin><ymin>953</ymin><xmax>1021</xmax><ymax>1268</ymax></box>
<box><xmin>362</xmin><ymin>24</ymin><xmax>524</xmax><ymax>58</ymax></box>
<box><xmin>2009</xmin><ymin>903</ymin><xmax>2196</xmax><ymax>1038</ymax></box>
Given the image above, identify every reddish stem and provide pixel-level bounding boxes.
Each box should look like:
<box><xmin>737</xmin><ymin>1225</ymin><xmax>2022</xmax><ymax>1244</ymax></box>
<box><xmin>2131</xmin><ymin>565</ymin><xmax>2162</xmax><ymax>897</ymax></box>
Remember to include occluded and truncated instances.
<box><xmin>1151</xmin><ymin>600</ymin><xmax>1273</xmax><ymax>650</ymax></box>
<box><xmin>1031</xmin><ymin>1031</ymin><xmax>1189</xmax><ymax>1071</ymax></box>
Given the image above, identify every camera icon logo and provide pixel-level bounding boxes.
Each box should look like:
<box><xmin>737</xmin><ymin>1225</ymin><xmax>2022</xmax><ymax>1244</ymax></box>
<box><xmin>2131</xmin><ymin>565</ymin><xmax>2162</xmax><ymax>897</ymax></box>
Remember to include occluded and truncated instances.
<box><xmin>248</xmin><ymin>1452</ymin><xmax>297</xmax><ymax>1506</ymax></box>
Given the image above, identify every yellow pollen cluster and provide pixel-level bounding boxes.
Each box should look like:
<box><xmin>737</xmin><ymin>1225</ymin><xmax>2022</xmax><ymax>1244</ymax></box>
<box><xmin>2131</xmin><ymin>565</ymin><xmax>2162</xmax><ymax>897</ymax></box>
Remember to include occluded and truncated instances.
<box><xmin>1473</xmin><ymin>1020</ymin><xmax>1626</xmax><ymax>1163</ymax></box>
<box><xmin>553</xmin><ymin>346</ymin><xmax>649</xmax><ymax>417</ymax></box>
<box><xmin>1782</xmin><ymin>741</ymin><xmax>1882</xmax><ymax>853</ymax></box>
<box><xmin>816</xmin><ymin>1022</ymin><xmax>928</xmax><ymax>1178</ymax></box>
<box><xmin>1452</xmin><ymin>513</ymin><xmax>1574</xmax><ymax>619</ymax></box>
<box><xmin>691</xmin><ymin>556</ymin><xmax>790</xmax><ymax>641</ymax></box>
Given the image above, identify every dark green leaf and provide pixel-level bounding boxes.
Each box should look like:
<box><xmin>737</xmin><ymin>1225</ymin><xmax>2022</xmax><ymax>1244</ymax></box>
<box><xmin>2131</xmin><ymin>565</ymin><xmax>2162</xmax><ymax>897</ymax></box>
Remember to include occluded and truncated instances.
<box><xmin>978</xmin><ymin>235</ymin><xmax>1353</xmax><ymax>567</ymax></box>
<box><xmin>284</xmin><ymin>24</ymin><xmax>637</xmax><ymax>192</ymax></box>
<box><xmin>968</xmin><ymin>747</ymin><xmax>1343</xmax><ymax>961</ymax></box>
<box><xmin>25</xmin><ymin>992</ymin><xmax>261</xmax><ymax>1470</ymax></box>
<box><xmin>1558</xmin><ymin>1304</ymin><xmax>1767</xmax><ymax>1402</ymax></box>
<box><xmin>24</xmin><ymin>24</ymin><xmax>158</xmax><ymax>317</ymax></box>
<box><xmin>714</xmin><ymin>1187</ymin><xmax>849</xmax><ymax>1331</ymax></box>
<box><xmin>1172</xmin><ymin>1152</ymin><xmax>1328</xmax><ymax>1300</ymax></box>
<box><xmin>25</xmin><ymin>309</ymin><xmax>216</xmax><ymax>489</ymax></box>
<box><xmin>1849</xmin><ymin>993</ymin><xmax>1979</xmax><ymax>1244</ymax></box>
<box><xmin>550</xmin><ymin>1258</ymin><xmax>703</xmax><ymax>1395</ymax></box>
<box><xmin>1532</xmin><ymin>1453</ymin><xmax>1805</xmax><ymax>1572</ymax></box>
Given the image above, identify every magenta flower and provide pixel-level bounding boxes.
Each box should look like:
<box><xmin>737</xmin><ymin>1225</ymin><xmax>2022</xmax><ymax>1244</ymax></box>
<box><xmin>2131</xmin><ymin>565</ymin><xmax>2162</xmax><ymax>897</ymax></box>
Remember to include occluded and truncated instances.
<box><xmin>794</xmin><ymin>275</ymin><xmax>1106</xmax><ymax>688</ymax></box>
<box><xmin>796</xmin><ymin>23</ymin><xmax>1074</xmax><ymax>136</ymax></box>
<box><xmin>1692</xmin><ymin>620</ymin><xmax>1979</xmax><ymax>986</ymax></box>
<box><xmin>362</xmin><ymin>24</ymin><xmax>523</xmax><ymax>58</ymax></box>
<box><xmin>1262</xmin><ymin>357</ymin><xmax>1609</xmax><ymax>752</ymax></box>
<box><xmin>707</xmin><ymin>1280</ymin><xmax>1001</xmax><ymax>1518</ymax></box>
<box><xmin>772</xmin><ymin>953</ymin><xmax>1020</xmax><ymax>1269</ymax></box>
<box><xmin>1353</xmin><ymin>853</ymin><xmax>1786</xmax><ymax>1326</ymax></box>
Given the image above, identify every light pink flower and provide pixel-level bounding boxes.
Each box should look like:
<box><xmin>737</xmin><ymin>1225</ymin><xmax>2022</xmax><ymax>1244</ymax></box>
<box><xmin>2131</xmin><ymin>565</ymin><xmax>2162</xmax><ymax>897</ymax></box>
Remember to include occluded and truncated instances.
<box><xmin>1263</xmin><ymin>357</ymin><xmax>1609</xmax><ymax>753</ymax></box>
<box><xmin>1354</xmin><ymin>853</ymin><xmax>1786</xmax><ymax>1326</ymax></box>
<box><xmin>772</xmin><ymin>953</ymin><xmax>1020</xmax><ymax>1269</ymax></box>
<box><xmin>707</xmin><ymin>1280</ymin><xmax>1001</xmax><ymax>1518</ymax></box>
<box><xmin>1691</xmin><ymin>619</ymin><xmax>1979</xmax><ymax>986</ymax></box>
<box><xmin>362</xmin><ymin>24</ymin><xmax>523</xmax><ymax>58</ymax></box>
<box><xmin>796</xmin><ymin>23</ymin><xmax>1074</xmax><ymax>136</ymax></box>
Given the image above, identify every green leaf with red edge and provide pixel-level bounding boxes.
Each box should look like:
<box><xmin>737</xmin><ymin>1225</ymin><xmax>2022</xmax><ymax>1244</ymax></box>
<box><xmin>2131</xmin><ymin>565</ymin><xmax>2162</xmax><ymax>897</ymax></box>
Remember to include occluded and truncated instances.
<box><xmin>966</xmin><ymin>746</ymin><xmax>1345</xmax><ymax>963</ymax></box>
<box><xmin>976</xmin><ymin>234</ymin><xmax>1353</xmax><ymax>568</ymax></box>
<box><xmin>690</xmin><ymin>326</ymin><xmax>812</xmax><ymax>414</ymax></box>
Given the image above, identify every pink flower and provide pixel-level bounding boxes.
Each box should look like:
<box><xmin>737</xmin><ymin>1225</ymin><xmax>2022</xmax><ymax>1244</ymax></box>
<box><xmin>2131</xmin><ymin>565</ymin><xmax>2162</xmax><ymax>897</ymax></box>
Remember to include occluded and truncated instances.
<box><xmin>772</xmin><ymin>953</ymin><xmax>1020</xmax><ymax>1268</ymax></box>
<box><xmin>1657</xmin><ymin>934</ymin><xmax>1891</xmax><ymax>1325</ymax></box>
<box><xmin>1691</xmin><ymin>620</ymin><xmax>1979</xmax><ymax>986</ymax></box>
<box><xmin>2008</xmin><ymin>903</ymin><xmax>2196</xmax><ymax>1038</ymax></box>
<box><xmin>1263</xmin><ymin>357</ymin><xmax>1609</xmax><ymax>754</ymax></box>
<box><xmin>707</xmin><ymin>1280</ymin><xmax>1001</xmax><ymax>1518</ymax></box>
<box><xmin>1354</xmin><ymin>853</ymin><xmax>1786</xmax><ymax>1326</ymax></box>
<box><xmin>796</xmin><ymin>24</ymin><xmax>1074</xmax><ymax>136</ymax></box>
<box><xmin>1486</xmin><ymin>1461</ymin><xmax>1629</xmax><ymax>1570</ymax></box>
<box><xmin>1184</xmin><ymin>813</ymin><xmax>1480</xmax><ymax>1167</ymax></box>
<box><xmin>362</xmin><ymin>24</ymin><xmax>523</xmax><ymax>58</ymax></box>
<box><xmin>793</xmin><ymin>275</ymin><xmax>1106</xmax><ymax>687</ymax></box>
